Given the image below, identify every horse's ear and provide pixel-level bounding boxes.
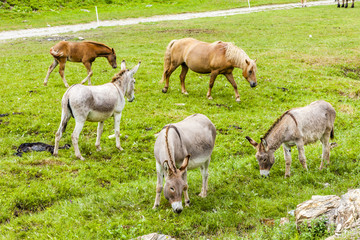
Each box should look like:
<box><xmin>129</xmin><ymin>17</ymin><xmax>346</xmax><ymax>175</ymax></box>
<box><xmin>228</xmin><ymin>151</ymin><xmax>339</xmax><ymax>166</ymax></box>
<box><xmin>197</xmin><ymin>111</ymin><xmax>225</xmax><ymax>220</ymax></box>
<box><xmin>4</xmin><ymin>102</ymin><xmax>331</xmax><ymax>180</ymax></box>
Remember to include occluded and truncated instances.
<box><xmin>245</xmin><ymin>59</ymin><xmax>250</xmax><ymax>65</ymax></box>
<box><xmin>245</xmin><ymin>136</ymin><xmax>258</xmax><ymax>149</ymax></box>
<box><xmin>179</xmin><ymin>155</ymin><xmax>190</xmax><ymax>172</ymax></box>
<box><xmin>121</xmin><ymin>60</ymin><xmax>126</xmax><ymax>70</ymax></box>
<box><xmin>112</xmin><ymin>48</ymin><xmax>115</xmax><ymax>54</ymax></box>
<box><xmin>129</xmin><ymin>61</ymin><xmax>141</xmax><ymax>76</ymax></box>
<box><xmin>254</xmin><ymin>59</ymin><xmax>257</xmax><ymax>63</ymax></box>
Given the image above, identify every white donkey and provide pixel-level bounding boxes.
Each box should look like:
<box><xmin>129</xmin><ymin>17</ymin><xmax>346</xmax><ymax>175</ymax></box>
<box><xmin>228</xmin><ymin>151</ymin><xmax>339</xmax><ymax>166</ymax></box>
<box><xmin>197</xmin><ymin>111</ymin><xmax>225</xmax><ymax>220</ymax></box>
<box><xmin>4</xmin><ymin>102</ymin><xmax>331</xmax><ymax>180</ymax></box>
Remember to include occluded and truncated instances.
<box><xmin>246</xmin><ymin>100</ymin><xmax>336</xmax><ymax>177</ymax></box>
<box><xmin>53</xmin><ymin>60</ymin><xmax>140</xmax><ymax>160</ymax></box>
<box><xmin>153</xmin><ymin>114</ymin><xmax>216</xmax><ymax>214</ymax></box>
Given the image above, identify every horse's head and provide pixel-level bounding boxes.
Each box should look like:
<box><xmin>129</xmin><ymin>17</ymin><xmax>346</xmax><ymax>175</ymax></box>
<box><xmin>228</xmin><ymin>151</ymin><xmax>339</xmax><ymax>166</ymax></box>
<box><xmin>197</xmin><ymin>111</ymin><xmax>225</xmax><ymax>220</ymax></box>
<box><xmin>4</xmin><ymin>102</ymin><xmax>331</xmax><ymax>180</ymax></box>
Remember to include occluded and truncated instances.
<box><xmin>163</xmin><ymin>155</ymin><xmax>190</xmax><ymax>214</ymax></box>
<box><xmin>245</xmin><ymin>136</ymin><xmax>275</xmax><ymax>177</ymax></box>
<box><xmin>243</xmin><ymin>59</ymin><xmax>257</xmax><ymax>88</ymax></box>
<box><xmin>121</xmin><ymin>60</ymin><xmax>141</xmax><ymax>102</ymax></box>
<box><xmin>107</xmin><ymin>48</ymin><xmax>117</xmax><ymax>69</ymax></box>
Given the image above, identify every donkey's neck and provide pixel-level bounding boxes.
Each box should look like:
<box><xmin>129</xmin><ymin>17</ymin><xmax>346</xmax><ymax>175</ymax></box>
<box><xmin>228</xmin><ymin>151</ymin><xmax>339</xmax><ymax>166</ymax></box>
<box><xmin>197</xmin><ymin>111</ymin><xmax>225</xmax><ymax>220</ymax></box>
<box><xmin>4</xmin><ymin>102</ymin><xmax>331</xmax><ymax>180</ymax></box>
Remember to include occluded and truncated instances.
<box><xmin>263</xmin><ymin>122</ymin><xmax>288</xmax><ymax>151</ymax></box>
<box><xmin>113</xmin><ymin>80</ymin><xmax>126</xmax><ymax>96</ymax></box>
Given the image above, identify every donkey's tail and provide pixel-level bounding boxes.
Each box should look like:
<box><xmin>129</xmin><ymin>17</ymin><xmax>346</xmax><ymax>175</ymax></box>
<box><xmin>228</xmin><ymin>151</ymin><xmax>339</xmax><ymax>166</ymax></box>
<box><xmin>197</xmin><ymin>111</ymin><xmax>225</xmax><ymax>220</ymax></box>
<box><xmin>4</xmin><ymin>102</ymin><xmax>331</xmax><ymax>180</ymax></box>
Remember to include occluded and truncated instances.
<box><xmin>330</xmin><ymin>127</ymin><xmax>334</xmax><ymax>139</ymax></box>
<box><xmin>160</xmin><ymin>40</ymin><xmax>177</xmax><ymax>83</ymax></box>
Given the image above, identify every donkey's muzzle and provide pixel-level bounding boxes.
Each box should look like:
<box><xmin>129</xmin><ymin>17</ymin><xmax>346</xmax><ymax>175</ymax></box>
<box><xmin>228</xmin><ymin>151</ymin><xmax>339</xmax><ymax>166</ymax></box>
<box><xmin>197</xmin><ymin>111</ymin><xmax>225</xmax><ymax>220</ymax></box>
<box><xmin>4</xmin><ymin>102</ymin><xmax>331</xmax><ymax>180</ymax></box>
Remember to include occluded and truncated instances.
<box><xmin>171</xmin><ymin>202</ymin><xmax>183</xmax><ymax>214</ymax></box>
<box><xmin>128</xmin><ymin>97</ymin><xmax>135</xmax><ymax>102</ymax></box>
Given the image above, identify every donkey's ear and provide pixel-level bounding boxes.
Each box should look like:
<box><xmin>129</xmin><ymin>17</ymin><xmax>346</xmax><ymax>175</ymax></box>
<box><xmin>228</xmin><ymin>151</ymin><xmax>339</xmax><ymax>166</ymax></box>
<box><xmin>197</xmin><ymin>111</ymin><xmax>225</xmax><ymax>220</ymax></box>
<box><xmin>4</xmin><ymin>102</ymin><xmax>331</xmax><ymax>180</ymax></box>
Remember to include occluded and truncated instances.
<box><xmin>121</xmin><ymin>60</ymin><xmax>126</xmax><ymax>70</ymax></box>
<box><xmin>245</xmin><ymin>136</ymin><xmax>258</xmax><ymax>148</ymax></box>
<box><xmin>245</xmin><ymin>59</ymin><xmax>250</xmax><ymax>65</ymax></box>
<box><xmin>129</xmin><ymin>61</ymin><xmax>141</xmax><ymax>76</ymax></box>
<box><xmin>163</xmin><ymin>160</ymin><xmax>174</xmax><ymax>176</ymax></box>
<box><xmin>261</xmin><ymin>138</ymin><xmax>269</xmax><ymax>152</ymax></box>
<box><xmin>179</xmin><ymin>155</ymin><xmax>190</xmax><ymax>172</ymax></box>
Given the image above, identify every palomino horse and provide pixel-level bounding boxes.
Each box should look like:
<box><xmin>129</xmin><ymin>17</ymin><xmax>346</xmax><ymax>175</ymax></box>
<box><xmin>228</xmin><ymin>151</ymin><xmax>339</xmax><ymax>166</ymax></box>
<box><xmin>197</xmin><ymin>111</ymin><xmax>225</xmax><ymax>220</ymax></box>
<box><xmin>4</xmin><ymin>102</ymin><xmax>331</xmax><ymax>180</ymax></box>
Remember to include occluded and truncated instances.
<box><xmin>53</xmin><ymin>60</ymin><xmax>140</xmax><ymax>160</ymax></box>
<box><xmin>153</xmin><ymin>114</ymin><xmax>216</xmax><ymax>213</ymax></box>
<box><xmin>44</xmin><ymin>41</ymin><xmax>117</xmax><ymax>87</ymax></box>
<box><xmin>160</xmin><ymin>38</ymin><xmax>257</xmax><ymax>102</ymax></box>
<box><xmin>246</xmin><ymin>100</ymin><xmax>336</xmax><ymax>178</ymax></box>
<box><xmin>338</xmin><ymin>0</ymin><xmax>354</xmax><ymax>7</ymax></box>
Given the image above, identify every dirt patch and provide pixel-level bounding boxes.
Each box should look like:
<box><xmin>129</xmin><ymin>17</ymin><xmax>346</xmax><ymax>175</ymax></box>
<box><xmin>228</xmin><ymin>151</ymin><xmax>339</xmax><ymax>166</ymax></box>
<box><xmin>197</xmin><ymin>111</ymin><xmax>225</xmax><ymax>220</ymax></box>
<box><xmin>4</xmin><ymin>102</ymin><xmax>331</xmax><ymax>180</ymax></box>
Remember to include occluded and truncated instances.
<box><xmin>338</xmin><ymin>90</ymin><xmax>360</xmax><ymax>100</ymax></box>
<box><xmin>28</xmin><ymin>159</ymin><xmax>65</xmax><ymax>166</ymax></box>
<box><xmin>157</xmin><ymin>28</ymin><xmax>218</xmax><ymax>35</ymax></box>
<box><xmin>341</xmin><ymin>67</ymin><xmax>360</xmax><ymax>80</ymax></box>
<box><xmin>338</xmin><ymin>104</ymin><xmax>355</xmax><ymax>115</ymax></box>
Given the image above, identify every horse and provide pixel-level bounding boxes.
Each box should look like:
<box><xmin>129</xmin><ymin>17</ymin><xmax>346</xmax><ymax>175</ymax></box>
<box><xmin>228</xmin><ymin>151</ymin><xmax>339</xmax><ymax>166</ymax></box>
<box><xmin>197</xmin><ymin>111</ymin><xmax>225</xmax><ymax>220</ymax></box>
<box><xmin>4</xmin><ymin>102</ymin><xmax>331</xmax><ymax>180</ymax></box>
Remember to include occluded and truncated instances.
<box><xmin>53</xmin><ymin>60</ymin><xmax>140</xmax><ymax>160</ymax></box>
<box><xmin>44</xmin><ymin>41</ymin><xmax>117</xmax><ymax>87</ymax></box>
<box><xmin>153</xmin><ymin>114</ymin><xmax>216</xmax><ymax>213</ymax></box>
<box><xmin>246</xmin><ymin>100</ymin><xmax>336</xmax><ymax>178</ymax></box>
<box><xmin>160</xmin><ymin>38</ymin><xmax>257</xmax><ymax>102</ymax></box>
<box><xmin>337</xmin><ymin>0</ymin><xmax>354</xmax><ymax>8</ymax></box>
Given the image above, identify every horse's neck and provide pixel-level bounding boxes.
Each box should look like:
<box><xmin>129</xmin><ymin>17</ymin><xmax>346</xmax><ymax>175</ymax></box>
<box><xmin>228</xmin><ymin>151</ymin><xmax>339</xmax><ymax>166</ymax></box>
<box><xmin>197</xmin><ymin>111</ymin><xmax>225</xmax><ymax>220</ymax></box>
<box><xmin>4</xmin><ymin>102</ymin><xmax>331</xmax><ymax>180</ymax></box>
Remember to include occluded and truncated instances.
<box><xmin>92</xmin><ymin>44</ymin><xmax>111</xmax><ymax>56</ymax></box>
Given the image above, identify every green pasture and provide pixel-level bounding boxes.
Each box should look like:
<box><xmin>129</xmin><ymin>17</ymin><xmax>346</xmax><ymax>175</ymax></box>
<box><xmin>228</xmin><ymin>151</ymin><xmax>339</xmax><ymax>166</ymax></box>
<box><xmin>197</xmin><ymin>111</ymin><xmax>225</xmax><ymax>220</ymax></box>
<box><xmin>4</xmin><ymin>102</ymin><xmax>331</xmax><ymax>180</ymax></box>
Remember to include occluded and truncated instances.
<box><xmin>0</xmin><ymin>0</ymin><xmax>319</xmax><ymax>32</ymax></box>
<box><xmin>0</xmin><ymin>4</ymin><xmax>360</xmax><ymax>239</ymax></box>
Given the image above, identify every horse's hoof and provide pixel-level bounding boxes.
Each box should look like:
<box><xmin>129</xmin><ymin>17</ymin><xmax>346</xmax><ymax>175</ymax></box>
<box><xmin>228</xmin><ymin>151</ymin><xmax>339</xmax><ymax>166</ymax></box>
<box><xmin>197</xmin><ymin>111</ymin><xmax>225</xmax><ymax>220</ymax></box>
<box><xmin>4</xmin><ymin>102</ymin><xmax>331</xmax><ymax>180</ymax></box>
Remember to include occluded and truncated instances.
<box><xmin>182</xmin><ymin>91</ymin><xmax>189</xmax><ymax>95</ymax></box>
<box><xmin>65</xmin><ymin>84</ymin><xmax>70</xmax><ymax>88</ymax></box>
<box><xmin>162</xmin><ymin>88</ymin><xmax>168</xmax><ymax>93</ymax></box>
<box><xmin>207</xmin><ymin>96</ymin><xmax>213</xmax><ymax>100</ymax></box>
<box><xmin>284</xmin><ymin>174</ymin><xmax>290</xmax><ymax>178</ymax></box>
<box><xmin>236</xmin><ymin>98</ymin><xmax>241</xmax><ymax>102</ymax></box>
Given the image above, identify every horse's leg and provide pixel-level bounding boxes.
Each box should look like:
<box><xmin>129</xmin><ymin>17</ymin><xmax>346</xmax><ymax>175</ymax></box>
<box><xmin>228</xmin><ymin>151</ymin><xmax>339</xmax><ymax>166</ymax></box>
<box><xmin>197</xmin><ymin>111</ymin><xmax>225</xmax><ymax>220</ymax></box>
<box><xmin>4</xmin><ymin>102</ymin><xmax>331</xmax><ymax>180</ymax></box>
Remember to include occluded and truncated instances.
<box><xmin>345</xmin><ymin>0</ymin><xmax>348</xmax><ymax>8</ymax></box>
<box><xmin>95</xmin><ymin>121</ymin><xmax>104</xmax><ymax>151</ymax></box>
<box><xmin>81</xmin><ymin>61</ymin><xmax>93</xmax><ymax>85</ymax></box>
<box><xmin>224</xmin><ymin>73</ymin><xmax>240</xmax><ymax>102</ymax></box>
<box><xmin>180</xmin><ymin>64</ymin><xmax>189</xmax><ymax>94</ymax></box>
<box><xmin>153</xmin><ymin>162</ymin><xmax>164</xmax><ymax>209</ymax></box>
<box><xmin>162</xmin><ymin>64</ymin><xmax>179</xmax><ymax>93</ymax></box>
<box><xmin>44</xmin><ymin>59</ymin><xmax>59</xmax><ymax>86</ymax></box>
<box><xmin>351</xmin><ymin>0</ymin><xmax>354</xmax><ymax>7</ymax></box>
<box><xmin>58</xmin><ymin>58</ymin><xmax>69</xmax><ymax>88</ymax></box>
<box><xmin>54</xmin><ymin>107</ymin><xmax>71</xmax><ymax>157</ymax></box>
<box><xmin>337</xmin><ymin>0</ymin><xmax>341</xmax><ymax>7</ymax></box>
<box><xmin>114</xmin><ymin>112</ymin><xmax>123</xmax><ymax>151</ymax></box>
<box><xmin>206</xmin><ymin>71</ymin><xmax>219</xmax><ymax>100</ymax></box>
<box><xmin>341</xmin><ymin>0</ymin><xmax>345</xmax><ymax>7</ymax></box>
<box><xmin>71</xmin><ymin>119</ymin><xmax>85</xmax><ymax>160</ymax></box>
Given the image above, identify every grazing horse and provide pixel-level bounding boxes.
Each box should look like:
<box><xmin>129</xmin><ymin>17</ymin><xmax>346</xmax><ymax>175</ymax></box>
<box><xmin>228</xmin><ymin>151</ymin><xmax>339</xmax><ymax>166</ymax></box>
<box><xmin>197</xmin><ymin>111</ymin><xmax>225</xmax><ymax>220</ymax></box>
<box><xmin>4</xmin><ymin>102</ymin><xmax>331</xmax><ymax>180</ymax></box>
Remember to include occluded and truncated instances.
<box><xmin>246</xmin><ymin>100</ymin><xmax>336</xmax><ymax>178</ymax></box>
<box><xmin>53</xmin><ymin>60</ymin><xmax>140</xmax><ymax>160</ymax></box>
<box><xmin>44</xmin><ymin>41</ymin><xmax>117</xmax><ymax>87</ymax></box>
<box><xmin>338</xmin><ymin>0</ymin><xmax>354</xmax><ymax>8</ymax></box>
<box><xmin>153</xmin><ymin>114</ymin><xmax>216</xmax><ymax>213</ymax></box>
<box><xmin>160</xmin><ymin>38</ymin><xmax>257</xmax><ymax>102</ymax></box>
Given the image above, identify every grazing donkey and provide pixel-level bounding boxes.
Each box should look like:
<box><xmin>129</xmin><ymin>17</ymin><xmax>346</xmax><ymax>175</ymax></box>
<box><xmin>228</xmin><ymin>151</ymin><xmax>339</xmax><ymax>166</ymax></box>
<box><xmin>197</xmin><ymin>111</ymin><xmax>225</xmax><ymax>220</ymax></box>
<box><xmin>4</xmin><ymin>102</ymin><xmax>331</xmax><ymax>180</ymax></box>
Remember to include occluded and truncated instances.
<box><xmin>246</xmin><ymin>100</ymin><xmax>336</xmax><ymax>178</ymax></box>
<box><xmin>337</xmin><ymin>0</ymin><xmax>354</xmax><ymax>8</ymax></box>
<box><xmin>161</xmin><ymin>38</ymin><xmax>257</xmax><ymax>102</ymax></box>
<box><xmin>153</xmin><ymin>114</ymin><xmax>216</xmax><ymax>214</ymax></box>
<box><xmin>44</xmin><ymin>41</ymin><xmax>117</xmax><ymax>87</ymax></box>
<box><xmin>53</xmin><ymin>60</ymin><xmax>140</xmax><ymax>160</ymax></box>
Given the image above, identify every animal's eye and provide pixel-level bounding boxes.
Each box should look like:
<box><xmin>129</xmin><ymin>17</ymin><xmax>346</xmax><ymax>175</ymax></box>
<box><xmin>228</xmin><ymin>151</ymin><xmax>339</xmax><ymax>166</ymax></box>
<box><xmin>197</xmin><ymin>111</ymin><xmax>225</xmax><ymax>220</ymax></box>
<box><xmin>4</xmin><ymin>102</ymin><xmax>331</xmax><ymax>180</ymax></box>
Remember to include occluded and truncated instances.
<box><xmin>170</xmin><ymin>187</ymin><xmax>175</xmax><ymax>192</ymax></box>
<box><xmin>249</xmin><ymin>70</ymin><xmax>252</xmax><ymax>74</ymax></box>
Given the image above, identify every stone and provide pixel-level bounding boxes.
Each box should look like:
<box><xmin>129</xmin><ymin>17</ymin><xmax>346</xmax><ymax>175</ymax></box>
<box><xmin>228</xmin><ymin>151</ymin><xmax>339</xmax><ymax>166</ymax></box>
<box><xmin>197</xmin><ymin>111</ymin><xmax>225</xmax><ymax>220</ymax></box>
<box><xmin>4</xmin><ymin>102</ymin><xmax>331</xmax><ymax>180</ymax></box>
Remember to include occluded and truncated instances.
<box><xmin>134</xmin><ymin>233</ymin><xmax>176</xmax><ymax>240</ymax></box>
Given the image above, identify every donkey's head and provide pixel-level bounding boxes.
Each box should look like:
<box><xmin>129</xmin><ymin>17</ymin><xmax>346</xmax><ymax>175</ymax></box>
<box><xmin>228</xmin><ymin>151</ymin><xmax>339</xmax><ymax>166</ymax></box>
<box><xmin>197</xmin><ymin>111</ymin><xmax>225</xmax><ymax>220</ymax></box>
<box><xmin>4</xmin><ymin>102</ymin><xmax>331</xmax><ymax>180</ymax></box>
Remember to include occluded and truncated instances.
<box><xmin>107</xmin><ymin>48</ymin><xmax>117</xmax><ymax>69</ymax></box>
<box><xmin>163</xmin><ymin>155</ymin><xmax>190</xmax><ymax>214</ymax></box>
<box><xmin>113</xmin><ymin>60</ymin><xmax>141</xmax><ymax>102</ymax></box>
<box><xmin>243</xmin><ymin>59</ymin><xmax>257</xmax><ymax>88</ymax></box>
<box><xmin>245</xmin><ymin>136</ymin><xmax>275</xmax><ymax>177</ymax></box>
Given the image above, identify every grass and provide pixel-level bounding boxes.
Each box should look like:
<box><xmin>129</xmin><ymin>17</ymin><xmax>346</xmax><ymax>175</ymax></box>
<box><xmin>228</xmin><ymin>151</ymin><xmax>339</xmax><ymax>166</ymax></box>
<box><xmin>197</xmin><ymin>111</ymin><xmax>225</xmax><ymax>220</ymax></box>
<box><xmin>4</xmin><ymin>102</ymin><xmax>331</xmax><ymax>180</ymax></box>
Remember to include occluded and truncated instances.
<box><xmin>0</xmin><ymin>0</ymin><xmax>322</xmax><ymax>32</ymax></box>
<box><xmin>0</xmin><ymin>4</ymin><xmax>360</xmax><ymax>239</ymax></box>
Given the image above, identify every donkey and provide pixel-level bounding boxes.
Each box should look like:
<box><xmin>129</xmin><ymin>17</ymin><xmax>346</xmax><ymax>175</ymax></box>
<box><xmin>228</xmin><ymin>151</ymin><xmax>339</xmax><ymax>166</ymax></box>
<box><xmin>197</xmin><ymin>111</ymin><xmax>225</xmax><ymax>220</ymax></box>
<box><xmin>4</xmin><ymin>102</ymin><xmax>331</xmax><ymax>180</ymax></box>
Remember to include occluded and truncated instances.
<box><xmin>246</xmin><ymin>100</ymin><xmax>336</xmax><ymax>178</ymax></box>
<box><xmin>153</xmin><ymin>114</ymin><xmax>216</xmax><ymax>213</ymax></box>
<box><xmin>337</xmin><ymin>0</ymin><xmax>354</xmax><ymax>8</ymax></box>
<box><xmin>53</xmin><ymin>60</ymin><xmax>140</xmax><ymax>160</ymax></box>
<box><xmin>161</xmin><ymin>38</ymin><xmax>257</xmax><ymax>102</ymax></box>
<box><xmin>44</xmin><ymin>41</ymin><xmax>117</xmax><ymax>87</ymax></box>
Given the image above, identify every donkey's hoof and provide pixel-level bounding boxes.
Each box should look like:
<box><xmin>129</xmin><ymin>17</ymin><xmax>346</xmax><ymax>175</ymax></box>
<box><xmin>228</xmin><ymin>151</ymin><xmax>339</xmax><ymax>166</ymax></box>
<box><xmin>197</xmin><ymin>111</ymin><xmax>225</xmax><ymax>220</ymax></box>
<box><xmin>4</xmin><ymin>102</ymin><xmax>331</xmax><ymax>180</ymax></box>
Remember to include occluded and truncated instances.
<box><xmin>53</xmin><ymin>153</ymin><xmax>58</xmax><ymax>157</ymax></box>
<box><xmin>185</xmin><ymin>200</ymin><xmax>190</xmax><ymax>207</ymax></box>
<box><xmin>198</xmin><ymin>193</ymin><xmax>207</xmax><ymax>198</ymax></box>
<box><xmin>43</xmin><ymin>82</ymin><xmax>47</xmax><ymax>86</ymax></box>
<box><xmin>78</xmin><ymin>156</ymin><xmax>85</xmax><ymax>161</ymax></box>
<box><xmin>284</xmin><ymin>174</ymin><xmax>290</xmax><ymax>178</ymax></box>
<box><xmin>117</xmin><ymin>146</ymin><xmax>124</xmax><ymax>151</ymax></box>
<box><xmin>96</xmin><ymin>146</ymin><xmax>102</xmax><ymax>151</ymax></box>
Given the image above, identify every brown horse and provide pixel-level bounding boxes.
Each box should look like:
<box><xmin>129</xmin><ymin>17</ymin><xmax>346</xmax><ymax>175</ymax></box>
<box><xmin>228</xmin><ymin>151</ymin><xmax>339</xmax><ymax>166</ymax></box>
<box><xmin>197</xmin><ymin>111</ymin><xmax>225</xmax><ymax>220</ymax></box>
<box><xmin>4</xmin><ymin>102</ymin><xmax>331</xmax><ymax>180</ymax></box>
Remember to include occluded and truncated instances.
<box><xmin>44</xmin><ymin>41</ymin><xmax>117</xmax><ymax>87</ymax></box>
<box><xmin>160</xmin><ymin>38</ymin><xmax>257</xmax><ymax>102</ymax></box>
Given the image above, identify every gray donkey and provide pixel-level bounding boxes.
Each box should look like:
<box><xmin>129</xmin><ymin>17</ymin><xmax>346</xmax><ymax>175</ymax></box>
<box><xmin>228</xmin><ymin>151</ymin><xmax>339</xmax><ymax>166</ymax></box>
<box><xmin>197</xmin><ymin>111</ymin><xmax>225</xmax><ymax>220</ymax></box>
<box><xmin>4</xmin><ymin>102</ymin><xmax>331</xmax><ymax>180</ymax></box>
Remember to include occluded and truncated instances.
<box><xmin>53</xmin><ymin>60</ymin><xmax>140</xmax><ymax>160</ymax></box>
<box><xmin>246</xmin><ymin>100</ymin><xmax>336</xmax><ymax>177</ymax></box>
<box><xmin>153</xmin><ymin>114</ymin><xmax>216</xmax><ymax>213</ymax></box>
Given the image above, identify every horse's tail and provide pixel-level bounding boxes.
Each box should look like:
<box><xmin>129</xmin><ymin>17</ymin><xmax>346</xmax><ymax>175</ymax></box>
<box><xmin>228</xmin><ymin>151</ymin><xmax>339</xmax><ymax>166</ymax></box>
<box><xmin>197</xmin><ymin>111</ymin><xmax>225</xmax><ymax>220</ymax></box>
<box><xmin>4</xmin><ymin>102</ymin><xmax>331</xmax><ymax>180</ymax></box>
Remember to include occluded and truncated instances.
<box><xmin>50</xmin><ymin>47</ymin><xmax>64</xmax><ymax>58</ymax></box>
<box><xmin>160</xmin><ymin>40</ymin><xmax>177</xmax><ymax>83</ymax></box>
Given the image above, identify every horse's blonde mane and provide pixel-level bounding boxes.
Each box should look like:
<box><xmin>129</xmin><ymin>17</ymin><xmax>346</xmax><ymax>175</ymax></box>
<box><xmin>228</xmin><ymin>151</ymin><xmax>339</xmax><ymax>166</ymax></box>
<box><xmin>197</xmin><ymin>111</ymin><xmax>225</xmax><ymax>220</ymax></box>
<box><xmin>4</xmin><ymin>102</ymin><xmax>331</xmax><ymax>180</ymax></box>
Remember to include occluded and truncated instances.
<box><xmin>224</xmin><ymin>42</ymin><xmax>250</xmax><ymax>69</ymax></box>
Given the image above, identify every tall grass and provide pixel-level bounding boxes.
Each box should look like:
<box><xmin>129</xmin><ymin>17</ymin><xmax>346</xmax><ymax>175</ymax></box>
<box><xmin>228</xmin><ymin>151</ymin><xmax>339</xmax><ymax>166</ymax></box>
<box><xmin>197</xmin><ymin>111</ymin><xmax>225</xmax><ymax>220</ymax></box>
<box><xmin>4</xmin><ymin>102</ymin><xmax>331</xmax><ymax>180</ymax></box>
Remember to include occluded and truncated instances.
<box><xmin>0</xmin><ymin>5</ymin><xmax>359</xmax><ymax>239</ymax></box>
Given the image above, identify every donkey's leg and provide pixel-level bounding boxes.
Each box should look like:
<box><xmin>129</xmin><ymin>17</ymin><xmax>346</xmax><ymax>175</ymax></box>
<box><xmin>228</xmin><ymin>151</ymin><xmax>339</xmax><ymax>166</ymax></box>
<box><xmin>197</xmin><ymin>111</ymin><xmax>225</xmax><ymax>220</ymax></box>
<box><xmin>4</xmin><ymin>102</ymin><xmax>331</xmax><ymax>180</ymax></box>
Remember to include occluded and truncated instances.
<box><xmin>181</xmin><ymin>171</ymin><xmax>190</xmax><ymax>207</ymax></box>
<box><xmin>54</xmin><ymin>108</ymin><xmax>71</xmax><ymax>157</ymax></box>
<box><xmin>95</xmin><ymin>121</ymin><xmax>104</xmax><ymax>151</ymax></box>
<box><xmin>224</xmin><ymin>73</ymin><xmax>240</xmax><ymax>102</ymax></box>
<box><xmin>71</xmin><ymin>120</ymin><xmax>85</xmax><ymax>160</ymax></box>
<box><xmin>114</xmin><ymin>112</ymin><xmax>123</xmax><ymax>151</ymax></box>
<box><xmin>283</xmin><ymin>144</ymin><xmax>292</xmax><ymax>178</ymax></box>
<box><xmin>179</xmin><ymin>64</ymin><xmax>189</xmax><ymax>94</ymax></box>
<box><xmin>296</xmin><ymin>140</ymin><xmax>308</xmax><ymax>170</ymax></box>
<box><xmin>81</xmin><ymin>62</ymin><xmax>93</xmax><ymax>85</ymax></box>
<box><xmin>320</xmin><ymin>134</ymin><xmax>331</xmax><ymax>170</ymax></box>
<box><xmin>199</xmin><ymin>157</ymin><xmax>210</xmax><ymax>197</ymax></box>
<box><xmin>162</xmin><ymin>64</ymin><xmax>179</xmax><ymax>93</ymax></box>
<box><xmin>58</xmin><ymin>58</ymin><xmax>69</xmax><ymax>88</ymax></box>
<box><xmin>206</xmin><ymin>71</ymin><xmax>219</xmax><ymax>100</ymax></box>
<box><xmin>44</xmin><ymin>59</ymin><xmax>59</xmax><ymax>86</ymax></box>
<box><xmin>153</xmin><ymin>162</ymin><xmax>164</xmax><ymax>209</ymax></box>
